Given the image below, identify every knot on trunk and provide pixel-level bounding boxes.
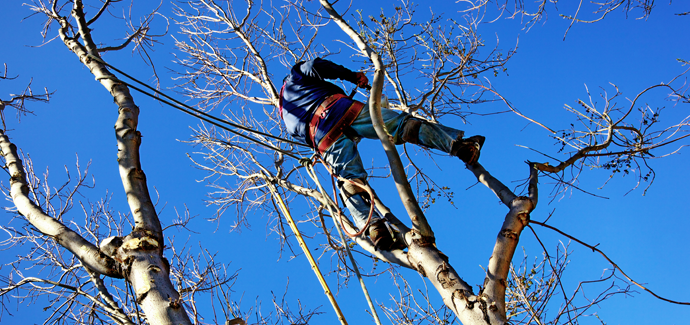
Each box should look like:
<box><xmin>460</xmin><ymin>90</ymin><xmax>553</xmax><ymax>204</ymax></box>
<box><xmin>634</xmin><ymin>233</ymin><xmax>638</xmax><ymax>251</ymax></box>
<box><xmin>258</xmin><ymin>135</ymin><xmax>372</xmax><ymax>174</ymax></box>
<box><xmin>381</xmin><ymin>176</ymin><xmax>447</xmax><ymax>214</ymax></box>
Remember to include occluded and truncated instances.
<box><xmin>478</xmin><ymin>295</ymin><xmax>498</xmax><ymax>323</ymax></box>
<box><xmin>436</xmin><ymin>261</ymin><xmax>458</xmax><ymax>289</ymax></box>
<box><xmin>121</xmin><ymin>236</ymin><xmax>159</xmax><ymax>251</ymax></box>
<box><xmin>511</xmin><ymin>196</ymin><xmax>535</xmax><ymax>215</ymax></box>
<box><xmin>500</xmin><ymin>228</ymin><xmax>518</xmax><ymax>240</ymax></box>
<box><xmin>113</xmin><ymin>233</ymin><xmax>161</xmax><ymax>265</ymax></box>
<box><xmin>517</xmin><ymin>212</ymin><xmax>530</xmax><ymax>226</ymax></box>
<box><xmin>416</xmin><ymin>262</ymin><xmax>426</xmax><ymax>277</ymax></box>
<box><xmin>100</xmin><ymin>236</ymin><xmax>124</xmax><ymax>258</ymax></box>
<box><xmin>128</xmin><ymin>168</ymin><xmax>146</xmax><ymax>180</ymax></box>
<box><xmin>409</xmin><ymin>228</ymin><xmax>435</xmax><ymax>247</ymax></box>
<box><xmin>451</xmin><ymin>289</ymin><xmax>475</xmax><ymax>313</ymax></box>
<box><xmin>466</xmin><ymin>295</ymin><xmax>477</xmax><ymax>309</ymax></box>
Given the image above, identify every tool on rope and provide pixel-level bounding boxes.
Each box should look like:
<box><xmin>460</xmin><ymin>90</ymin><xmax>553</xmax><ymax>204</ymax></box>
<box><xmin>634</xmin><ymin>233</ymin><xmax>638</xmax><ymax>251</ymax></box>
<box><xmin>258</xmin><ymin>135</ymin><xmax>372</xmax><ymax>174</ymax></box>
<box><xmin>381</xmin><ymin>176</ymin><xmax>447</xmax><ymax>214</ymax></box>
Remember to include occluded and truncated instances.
<box><xmin>263</xmin><ymin>173</ymin><xmax>349</xmax><ymax>325</ymax></box>
<box><xmin>302</xmin><ymin>160</ymin><xmax>383</xmax><ymax>325</ymax></box>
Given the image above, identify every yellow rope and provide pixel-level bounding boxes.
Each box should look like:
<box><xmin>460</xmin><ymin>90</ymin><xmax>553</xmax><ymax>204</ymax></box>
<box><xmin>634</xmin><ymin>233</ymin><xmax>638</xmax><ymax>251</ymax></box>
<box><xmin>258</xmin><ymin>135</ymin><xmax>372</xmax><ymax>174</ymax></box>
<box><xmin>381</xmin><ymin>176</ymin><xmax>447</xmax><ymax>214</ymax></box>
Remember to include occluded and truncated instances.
<box><xmin>305</xmin><ymin>164</ymin><xmax>384</xmax><ymax>325</ymax></box>
<box><xmin>265</xmin><ymin>180</ymin><xmax>348</xmax><ymax>325</ymax></box>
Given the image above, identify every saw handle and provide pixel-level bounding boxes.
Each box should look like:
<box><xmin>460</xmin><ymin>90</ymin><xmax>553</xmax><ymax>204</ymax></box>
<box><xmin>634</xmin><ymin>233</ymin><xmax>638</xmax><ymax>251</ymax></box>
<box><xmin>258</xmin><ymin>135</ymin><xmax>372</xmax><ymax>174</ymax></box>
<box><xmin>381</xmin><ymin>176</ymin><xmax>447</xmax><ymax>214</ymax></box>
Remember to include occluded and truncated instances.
<box><xmin>349</xmin><ymin>85</ymin><xmax>372</xmax><ymax>98</ymax></box>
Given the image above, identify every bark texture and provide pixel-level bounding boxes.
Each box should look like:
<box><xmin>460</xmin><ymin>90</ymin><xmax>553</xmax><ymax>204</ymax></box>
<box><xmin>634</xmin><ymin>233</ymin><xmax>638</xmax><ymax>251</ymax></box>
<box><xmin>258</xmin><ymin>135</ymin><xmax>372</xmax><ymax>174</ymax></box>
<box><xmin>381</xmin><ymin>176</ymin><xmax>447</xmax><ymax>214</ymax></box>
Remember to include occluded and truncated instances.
<box><xmin>0</xmin><ymin>131</ymin><xmax>121</xmax><ymax>278</ymax></box>
<box><xmin>36</xmin><ymin>1</ymin><xmax>194</xmax><ymax>323</ymax></box>
<box><xmin>318</xmin><ymin>3</ymin><xmax>540</xmax><ymax>323</ymax></box>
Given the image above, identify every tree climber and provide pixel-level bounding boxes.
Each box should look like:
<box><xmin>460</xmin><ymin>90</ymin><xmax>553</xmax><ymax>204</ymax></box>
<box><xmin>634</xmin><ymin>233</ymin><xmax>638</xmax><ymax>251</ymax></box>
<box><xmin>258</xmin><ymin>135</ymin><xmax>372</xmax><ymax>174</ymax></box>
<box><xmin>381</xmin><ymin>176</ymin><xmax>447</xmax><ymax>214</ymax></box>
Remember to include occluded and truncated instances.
<box><xmin>279</xmin><ymin>58</ymin><xmax>485</xmax><ymax>251</ymax></box>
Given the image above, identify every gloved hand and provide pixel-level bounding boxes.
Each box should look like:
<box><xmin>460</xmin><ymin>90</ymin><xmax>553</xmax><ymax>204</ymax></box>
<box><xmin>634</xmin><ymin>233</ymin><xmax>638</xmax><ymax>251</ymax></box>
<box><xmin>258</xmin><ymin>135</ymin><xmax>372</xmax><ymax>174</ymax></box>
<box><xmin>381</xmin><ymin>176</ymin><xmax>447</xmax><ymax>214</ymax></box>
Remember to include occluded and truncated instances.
<box><xmin>354</xmin><ymin>72</ymin><xmax>369</xmax><ymax>88</ymax></box>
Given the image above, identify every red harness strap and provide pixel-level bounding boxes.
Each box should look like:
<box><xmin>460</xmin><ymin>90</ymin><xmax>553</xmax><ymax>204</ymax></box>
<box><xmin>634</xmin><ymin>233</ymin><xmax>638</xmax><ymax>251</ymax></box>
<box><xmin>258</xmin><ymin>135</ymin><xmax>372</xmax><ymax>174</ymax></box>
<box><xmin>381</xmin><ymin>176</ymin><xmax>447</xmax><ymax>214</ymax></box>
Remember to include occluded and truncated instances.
<box><xmin>278</xmin><ymin>82</ymin><xmax>286</xmax><ymax>119</ymax></box>
<box><xmin>309</xmin><ymin>94</ymin><xmax>344</xmax><ymax>148</ymax></box>
<box><xmin>308</xmin><ymin>94</ymin><xmax>364</xmax><ymax>153</ymax></box>
<box><xmin>317</xmin><ymin>101</ymin><xmax>364</xmax><ymax>153</ymax></box>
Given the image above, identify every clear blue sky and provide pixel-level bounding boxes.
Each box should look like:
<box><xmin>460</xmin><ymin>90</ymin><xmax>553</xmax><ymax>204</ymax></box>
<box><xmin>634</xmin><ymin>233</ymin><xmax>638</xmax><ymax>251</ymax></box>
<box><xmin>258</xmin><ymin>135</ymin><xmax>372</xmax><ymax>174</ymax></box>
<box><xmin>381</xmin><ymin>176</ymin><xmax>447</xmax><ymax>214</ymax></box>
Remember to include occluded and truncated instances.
<box><xmin>1</xmin><ymin>1</ymin><xmax>688</xmax><ymax>324</ymax></box>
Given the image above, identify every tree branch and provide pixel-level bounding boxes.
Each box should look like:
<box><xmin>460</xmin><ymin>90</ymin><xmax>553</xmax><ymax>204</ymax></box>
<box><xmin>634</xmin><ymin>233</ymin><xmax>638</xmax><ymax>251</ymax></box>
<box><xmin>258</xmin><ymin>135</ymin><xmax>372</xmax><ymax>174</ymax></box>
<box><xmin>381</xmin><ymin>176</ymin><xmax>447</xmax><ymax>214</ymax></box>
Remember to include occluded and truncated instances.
<box><xmin>478</xmin><ymin>163</ymin><xmax>536</xmax><ymax>319</ymax></box>
<box><xmin>530</xmin><ymin>219</ymin><xmax>690</xmax><ymax>305</ymax></box>
<box><xmin>319</xmin><ymin>0</ymin><xmax>433</xmax><ymax>238</ymax></box>
<box><xmin>0</xmin><ymin>130</ymin><xmax>121</xmax><ymax>278</ymax></box>
<box><xmin>86</xmin><ymin>0</ymin><xmax>112</xmax><ymax>26</ymax></box>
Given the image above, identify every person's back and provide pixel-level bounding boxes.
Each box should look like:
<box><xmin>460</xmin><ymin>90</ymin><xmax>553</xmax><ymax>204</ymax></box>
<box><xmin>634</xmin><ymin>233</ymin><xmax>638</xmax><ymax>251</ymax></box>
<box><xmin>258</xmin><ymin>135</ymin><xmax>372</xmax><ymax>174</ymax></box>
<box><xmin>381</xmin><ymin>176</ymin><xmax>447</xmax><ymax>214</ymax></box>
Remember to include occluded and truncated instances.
<box><xmin>280</xmin><ymin>58</ymin><xmax>364</xmax><ymax>145</ymax></box>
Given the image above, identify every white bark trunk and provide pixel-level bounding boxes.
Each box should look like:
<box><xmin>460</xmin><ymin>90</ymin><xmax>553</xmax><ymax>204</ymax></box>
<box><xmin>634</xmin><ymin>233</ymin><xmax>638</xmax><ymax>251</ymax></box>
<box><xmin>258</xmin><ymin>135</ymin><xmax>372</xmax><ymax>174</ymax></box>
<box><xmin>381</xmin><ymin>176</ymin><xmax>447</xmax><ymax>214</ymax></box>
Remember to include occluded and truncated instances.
<box><xmin>0</xmin><ymin>131</ymin><xmax>120</xmax><ymax>278</ymax></box>
<box><xmin>37</xmin><ymin>2</ymin><xmax>195</xmax><ymax>324</ymax></box>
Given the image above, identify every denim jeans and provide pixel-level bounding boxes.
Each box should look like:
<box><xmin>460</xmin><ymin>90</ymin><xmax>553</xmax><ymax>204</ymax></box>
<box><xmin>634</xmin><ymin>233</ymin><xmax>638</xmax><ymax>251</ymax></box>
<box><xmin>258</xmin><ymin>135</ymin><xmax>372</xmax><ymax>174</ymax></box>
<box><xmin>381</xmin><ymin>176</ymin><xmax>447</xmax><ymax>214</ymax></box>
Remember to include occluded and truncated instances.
<box><xmin>321</xmin><ymin>103</ymin><xmax>464</xmax><ymax>229</ymax></box>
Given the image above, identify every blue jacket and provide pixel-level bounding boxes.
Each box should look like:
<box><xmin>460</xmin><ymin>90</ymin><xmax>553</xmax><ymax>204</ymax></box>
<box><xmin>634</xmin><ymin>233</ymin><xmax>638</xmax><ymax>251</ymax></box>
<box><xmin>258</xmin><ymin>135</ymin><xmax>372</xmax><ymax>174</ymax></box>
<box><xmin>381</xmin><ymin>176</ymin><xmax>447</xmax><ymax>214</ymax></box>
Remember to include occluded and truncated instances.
<box><xmin>280</xmin><ymin>58</ymin><xmax>360</xmax><ymax>147</ymax></box>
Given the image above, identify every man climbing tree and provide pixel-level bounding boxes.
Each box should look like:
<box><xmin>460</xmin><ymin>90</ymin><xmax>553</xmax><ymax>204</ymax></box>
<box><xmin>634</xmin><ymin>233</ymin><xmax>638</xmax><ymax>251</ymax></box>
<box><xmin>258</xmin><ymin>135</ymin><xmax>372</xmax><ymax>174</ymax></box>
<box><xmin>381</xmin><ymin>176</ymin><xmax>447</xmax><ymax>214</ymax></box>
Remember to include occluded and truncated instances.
<box><xmin>279</xmin><ymin>57</ymin><xmax>486</xmax><ymax>250</ymax></box>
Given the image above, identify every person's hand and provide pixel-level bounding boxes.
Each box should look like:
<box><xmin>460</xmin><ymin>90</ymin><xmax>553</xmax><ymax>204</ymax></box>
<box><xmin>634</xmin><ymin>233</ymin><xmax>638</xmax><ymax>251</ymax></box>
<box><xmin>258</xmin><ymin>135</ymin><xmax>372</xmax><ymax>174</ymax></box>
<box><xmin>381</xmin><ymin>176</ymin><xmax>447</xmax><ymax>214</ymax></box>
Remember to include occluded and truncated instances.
<box><xmin>355</xmin><ymin>72</ymin><xmax>369</xmax><ymax>88</ymax></box>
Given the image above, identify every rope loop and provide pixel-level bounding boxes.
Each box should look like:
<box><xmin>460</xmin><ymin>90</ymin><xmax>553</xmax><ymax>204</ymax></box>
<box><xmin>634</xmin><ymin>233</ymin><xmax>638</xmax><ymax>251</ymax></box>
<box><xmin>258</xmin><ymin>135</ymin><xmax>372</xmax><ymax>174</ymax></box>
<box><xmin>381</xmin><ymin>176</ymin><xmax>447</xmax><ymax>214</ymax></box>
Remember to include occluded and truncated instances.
<box><xmin>299</xmin><ymin>157</ymin><xmax>313</xmax><ymax>168</ymax></box>
<box><xmin>304</xmin><ymin>156</ymin><xmax>377</xmax><ymax>238</ymax></box>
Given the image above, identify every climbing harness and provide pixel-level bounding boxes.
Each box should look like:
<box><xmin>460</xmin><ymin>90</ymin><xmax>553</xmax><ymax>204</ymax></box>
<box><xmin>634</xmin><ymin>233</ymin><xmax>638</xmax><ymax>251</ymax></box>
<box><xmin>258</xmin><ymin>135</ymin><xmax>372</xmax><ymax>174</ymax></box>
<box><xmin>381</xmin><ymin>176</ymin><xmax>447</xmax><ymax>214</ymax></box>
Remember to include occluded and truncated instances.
<box><xmin>307</xmin><ymin>94</ymin><xmax>365</xmax><ymax>153</ymax></box>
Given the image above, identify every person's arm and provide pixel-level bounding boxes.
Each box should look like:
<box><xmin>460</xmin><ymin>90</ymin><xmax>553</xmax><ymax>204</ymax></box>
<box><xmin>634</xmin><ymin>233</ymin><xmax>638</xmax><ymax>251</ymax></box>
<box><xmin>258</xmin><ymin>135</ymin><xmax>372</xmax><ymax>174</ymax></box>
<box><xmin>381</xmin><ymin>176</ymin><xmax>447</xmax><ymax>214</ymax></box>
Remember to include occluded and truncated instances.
<box><xmin>300</xmin><ymin>58</ymin><xmax>368</xmax><ymax>87</ymax></box>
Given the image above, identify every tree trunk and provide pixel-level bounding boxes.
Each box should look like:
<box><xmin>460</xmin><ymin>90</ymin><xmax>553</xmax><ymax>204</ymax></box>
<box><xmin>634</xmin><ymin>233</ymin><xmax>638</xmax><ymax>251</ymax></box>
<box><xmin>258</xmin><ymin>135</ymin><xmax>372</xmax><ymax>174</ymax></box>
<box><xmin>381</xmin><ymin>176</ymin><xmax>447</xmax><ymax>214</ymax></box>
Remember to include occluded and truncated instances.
<box><xmin>42</xmin><ymin>1</ymin><xmax>194</xmax><ymax>324</ymax></box>
<box><xmin>316</xmin><ymin>2</ymin><xmax>544</xmax><ymax>324</ymax></box>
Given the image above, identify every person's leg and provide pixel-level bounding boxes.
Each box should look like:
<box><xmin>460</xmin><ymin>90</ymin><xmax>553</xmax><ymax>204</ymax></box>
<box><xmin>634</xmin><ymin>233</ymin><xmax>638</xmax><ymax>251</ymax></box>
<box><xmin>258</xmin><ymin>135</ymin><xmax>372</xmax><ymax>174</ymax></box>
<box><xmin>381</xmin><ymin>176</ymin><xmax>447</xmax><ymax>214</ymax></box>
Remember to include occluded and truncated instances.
<box><xmin>349</xmin><ymin>103</ymin><xmax>484</xmax><ymax>163</ymax></box>
<box><xmin>399</xmin><ymin>118</ymin><xmax>464</xmax><ymax>153</ymax></box>
<box><xmin>321</xmin><ymin>135</ymin><xmax>381</xmax><ymax>230</ymax></box>
<box><xmin>321</xmin><ymin>135</ymin><xmax>397</xmax><ymax>250</ymax></box>
<box><xmin>348</xmin><ymin>105</ymin><xmax>410</xmax><ymax>143</ymax></box>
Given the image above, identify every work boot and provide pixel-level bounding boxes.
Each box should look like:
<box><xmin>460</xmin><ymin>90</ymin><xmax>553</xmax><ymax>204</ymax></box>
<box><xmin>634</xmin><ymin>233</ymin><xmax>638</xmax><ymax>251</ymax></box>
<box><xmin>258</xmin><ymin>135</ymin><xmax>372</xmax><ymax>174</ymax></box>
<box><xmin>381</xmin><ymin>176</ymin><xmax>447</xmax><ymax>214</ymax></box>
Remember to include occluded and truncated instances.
<box><xmin>368</xmin><ymin>220</ymin><xmax>395</xmax><ymax>251</ymax></box>
<box><xmin>451</xmin><ymin>135</ymin><xmax>485</xmax><ymax>165</ymax></box>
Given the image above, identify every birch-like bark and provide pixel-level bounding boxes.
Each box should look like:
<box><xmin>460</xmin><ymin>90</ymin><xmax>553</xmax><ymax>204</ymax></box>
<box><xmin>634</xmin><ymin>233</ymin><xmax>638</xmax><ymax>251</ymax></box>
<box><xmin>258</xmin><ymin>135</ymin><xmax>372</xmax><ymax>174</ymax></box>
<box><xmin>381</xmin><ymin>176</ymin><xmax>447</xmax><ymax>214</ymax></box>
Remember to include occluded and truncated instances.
<box><xmin>66</xmin><ymin>0</ymin><xmax>162</xmax><ymax>237</ymax></box>
<box><xmin>44</xmin><ymin>1</ymin><xmax>193</xmax><ymax>324</ymax></box>
<box><xmin>404</xmin><ymin>163</ymin><xmax>537</xmax><ymax>324</ymax></box>
<box><xmin>0</xmin><ymin>130</ymin><xmax>120</xmax><ymax>278</ymax></box>
<box><xmin>319</xmin><ymin>0</ymin><xmax>433</xmax><ymax>238</ymax></box>
<box><xmin>317</xmin><ymin>3</ymin><xmax>542</xmax><ymax>324</ymax></box>
<box><xmin>471</xmin><ymin>163</ymin><xmax>538</xmax><ymax>322</ymax></box>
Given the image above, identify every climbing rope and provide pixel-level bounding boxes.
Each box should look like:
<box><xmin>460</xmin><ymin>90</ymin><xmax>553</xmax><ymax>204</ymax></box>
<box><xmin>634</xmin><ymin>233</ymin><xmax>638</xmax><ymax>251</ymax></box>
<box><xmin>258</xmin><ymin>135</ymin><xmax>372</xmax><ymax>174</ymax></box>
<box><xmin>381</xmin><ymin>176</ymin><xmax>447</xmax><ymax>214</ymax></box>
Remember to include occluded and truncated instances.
<box><xmin>263</xmin><ymin>175</ymin><xmax>349</xmax><ymax>325</ymax></box>
<box><xmin>86</xmin><ymin>54</ymin><xmax>309</xmax><ymax>161</ymax></box>
<box><xmin>310</xmin><ymin>156</ymin><xmax>378</xmax><ymax>238</ymax></box>
<box><xmin>303</xmin><ymin>160</ymin><xmax>383</xmax><ymax>325</ymax></box>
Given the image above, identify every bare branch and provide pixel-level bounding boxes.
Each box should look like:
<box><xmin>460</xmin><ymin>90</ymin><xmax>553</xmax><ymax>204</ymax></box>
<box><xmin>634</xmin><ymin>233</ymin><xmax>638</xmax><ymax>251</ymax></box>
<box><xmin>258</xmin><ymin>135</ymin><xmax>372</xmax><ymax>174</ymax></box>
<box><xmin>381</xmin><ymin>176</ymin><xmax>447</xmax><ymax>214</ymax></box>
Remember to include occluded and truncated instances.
<box><xmin>530</xmin><ymin>75</ymin><xmax>689</xmax><ymax>194</ymax></box>
<box><xmin>0</xmin><ymin>73</ymin><xmax>53</xmax><ymax>129</ymax></box>
<box><xmin>0</xmin><ymin>130</ymin><xmax>121</xmax><ymax>277</ymax></box>
<box><xmin>467</xmin><ymin>162</ymin><xmax>517</xmax><ymax>207</ymax></box>
<box><xmin>530</xmin><ymin>219</ymin><xmax>690</xmax><ymax>305</ymax></box>
<box><xmin>86</xmin><ymin>0</ymin><xmax>113</xmax><ymax>26</ymax></box>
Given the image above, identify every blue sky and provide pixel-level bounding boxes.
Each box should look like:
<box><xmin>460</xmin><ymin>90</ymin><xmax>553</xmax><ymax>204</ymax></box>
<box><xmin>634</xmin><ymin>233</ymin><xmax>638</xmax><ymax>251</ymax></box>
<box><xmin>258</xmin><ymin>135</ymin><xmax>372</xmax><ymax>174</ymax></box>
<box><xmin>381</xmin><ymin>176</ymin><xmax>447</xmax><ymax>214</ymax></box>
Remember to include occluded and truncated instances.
<box><xmin>1</xmin><ymin>1</ymin><xmax>688</xmax><ymax>324</ymax></box>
